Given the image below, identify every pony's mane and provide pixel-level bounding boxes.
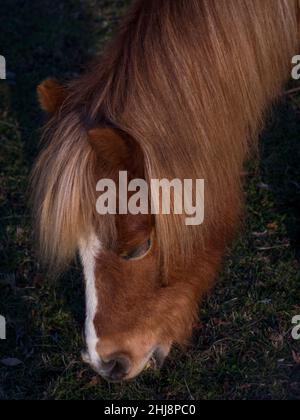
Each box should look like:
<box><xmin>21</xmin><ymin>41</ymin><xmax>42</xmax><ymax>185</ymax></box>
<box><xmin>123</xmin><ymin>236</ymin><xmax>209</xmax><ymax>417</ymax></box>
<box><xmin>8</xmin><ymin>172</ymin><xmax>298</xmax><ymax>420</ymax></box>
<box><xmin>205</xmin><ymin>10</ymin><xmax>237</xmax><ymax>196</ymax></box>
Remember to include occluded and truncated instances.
<box><xmin>32</xmin><ymin>0</ymin><xmax>299</xmax><ymax>272</ymax></box>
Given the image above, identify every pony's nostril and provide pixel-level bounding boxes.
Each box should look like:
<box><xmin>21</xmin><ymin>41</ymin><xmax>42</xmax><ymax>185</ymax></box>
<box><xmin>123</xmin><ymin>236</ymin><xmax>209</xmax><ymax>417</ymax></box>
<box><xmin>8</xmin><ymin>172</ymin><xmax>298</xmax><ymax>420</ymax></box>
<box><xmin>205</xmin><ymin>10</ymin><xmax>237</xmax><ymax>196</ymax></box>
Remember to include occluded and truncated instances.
<box><xmin>101</xmin><ymin>355</ymin><xmax>132</xmax><ymax>382</ymax></box>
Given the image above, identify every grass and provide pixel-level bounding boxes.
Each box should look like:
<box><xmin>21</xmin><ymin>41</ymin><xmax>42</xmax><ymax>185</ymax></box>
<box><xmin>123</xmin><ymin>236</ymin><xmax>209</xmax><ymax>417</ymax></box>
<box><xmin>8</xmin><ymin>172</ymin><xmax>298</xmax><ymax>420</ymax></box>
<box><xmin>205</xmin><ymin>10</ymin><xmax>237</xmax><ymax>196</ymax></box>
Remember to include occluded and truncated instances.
<box><xmin>0</xmin><ymin>0</ymin><xmax>300</xmax><ymax>400</ymax></box>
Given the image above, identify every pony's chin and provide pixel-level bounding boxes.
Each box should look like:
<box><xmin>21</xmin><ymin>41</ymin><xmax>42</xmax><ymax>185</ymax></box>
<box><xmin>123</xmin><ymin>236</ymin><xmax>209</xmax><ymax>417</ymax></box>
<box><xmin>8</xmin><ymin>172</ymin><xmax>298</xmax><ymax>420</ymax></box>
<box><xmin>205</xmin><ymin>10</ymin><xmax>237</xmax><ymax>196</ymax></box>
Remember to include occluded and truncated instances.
<box><xmin>124</xmin><ymin>344</ymin><xmax>172</xmax><ymax>381</ymax></box>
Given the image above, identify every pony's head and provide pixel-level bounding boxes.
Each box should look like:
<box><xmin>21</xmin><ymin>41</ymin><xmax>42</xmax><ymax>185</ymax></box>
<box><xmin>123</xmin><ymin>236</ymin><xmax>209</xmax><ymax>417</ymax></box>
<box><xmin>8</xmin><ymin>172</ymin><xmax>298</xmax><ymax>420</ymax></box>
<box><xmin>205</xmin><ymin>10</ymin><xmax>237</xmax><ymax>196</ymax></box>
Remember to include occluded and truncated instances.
<box><xmin>32</xmin><ymin>0</ymin><xmax>296</xmax><ymax>382</ymax></box>
<box><xmin>33</xmin><ymin>79</ymin><xmax>200</xmax><ymax>381</ymax></box>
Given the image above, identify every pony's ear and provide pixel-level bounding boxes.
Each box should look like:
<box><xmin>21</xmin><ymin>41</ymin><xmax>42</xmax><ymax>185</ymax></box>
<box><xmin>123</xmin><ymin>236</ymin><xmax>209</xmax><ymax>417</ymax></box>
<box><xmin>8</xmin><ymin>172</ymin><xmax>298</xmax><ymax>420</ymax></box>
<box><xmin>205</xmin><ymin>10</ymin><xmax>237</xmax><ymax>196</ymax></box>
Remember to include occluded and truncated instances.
<box><xmin>37</xmin><ymin>79</ymin><xmax>66</xmax><ymax>114</ymax></box>
<box><xmin>88</xmin><ymin>128</ymin><xmax>129</xmax><ymax>166</ymax></box>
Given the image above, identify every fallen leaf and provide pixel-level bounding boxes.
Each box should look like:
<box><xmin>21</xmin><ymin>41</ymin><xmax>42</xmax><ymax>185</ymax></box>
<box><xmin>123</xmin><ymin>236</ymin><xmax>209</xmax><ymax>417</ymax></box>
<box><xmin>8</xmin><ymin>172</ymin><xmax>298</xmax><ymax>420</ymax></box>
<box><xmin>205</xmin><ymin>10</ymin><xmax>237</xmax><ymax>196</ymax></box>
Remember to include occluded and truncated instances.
<box><xmin>85</xmin><ymin>375</ymin><xmax>101</xmax><ymax>388</ymax></box>
<box><xmin>257</xmin><ymin>182</ymin><xmax>271</xmax><ymax>191</ymax></box>
<box><xmin>212</xmin><ymin>318</ymin><xmax>230</xmax><ymax>327</ymax></box>
<box><xmin>267</xmin><ymin>222</ymin><xmax>279</xmax><ymax>231</ymax></box>
<box><xmin>292</xmin><ymin>351</ymin><xmax>300</xmax><ymax>365</ymax></box>
<box><xmin>270</xmin><ymin>333</ymin><xmax>284</xmax><ymax>348</ymax></box>
<box><xmin>239</xmin><ymin>384</ymin><xmax>253</xmax><ymax>390</ymax></box>
<box><xmin>252</xmin><ymin>230</ymin><xmax>268</xmax><ymax>238</ymax></box>
<box><xmin>1</xmin><ymin>358</ymin><xmax>23</xmax><ymax>367</ymax></box>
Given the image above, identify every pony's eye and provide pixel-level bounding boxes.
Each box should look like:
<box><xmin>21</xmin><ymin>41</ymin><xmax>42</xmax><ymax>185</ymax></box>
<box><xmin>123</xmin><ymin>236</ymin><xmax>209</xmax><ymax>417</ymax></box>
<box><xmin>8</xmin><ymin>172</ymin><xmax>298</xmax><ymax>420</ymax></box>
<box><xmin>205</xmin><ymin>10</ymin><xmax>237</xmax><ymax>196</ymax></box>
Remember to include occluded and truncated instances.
<box><xmin>121</xmin><ymin>238</ymin><xmax>152</xmax><ymax>261</ymax></box>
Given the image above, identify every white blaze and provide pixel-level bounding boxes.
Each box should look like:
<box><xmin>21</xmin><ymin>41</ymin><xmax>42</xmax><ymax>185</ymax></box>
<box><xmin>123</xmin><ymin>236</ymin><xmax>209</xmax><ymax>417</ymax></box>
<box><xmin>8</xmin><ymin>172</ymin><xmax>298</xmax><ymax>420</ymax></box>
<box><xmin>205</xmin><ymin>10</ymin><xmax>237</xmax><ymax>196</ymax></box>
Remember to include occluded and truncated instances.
<box><xmin>79</xmin><ymin>234</ymin><xmax>101</xmax><ymax>366</ymax></box>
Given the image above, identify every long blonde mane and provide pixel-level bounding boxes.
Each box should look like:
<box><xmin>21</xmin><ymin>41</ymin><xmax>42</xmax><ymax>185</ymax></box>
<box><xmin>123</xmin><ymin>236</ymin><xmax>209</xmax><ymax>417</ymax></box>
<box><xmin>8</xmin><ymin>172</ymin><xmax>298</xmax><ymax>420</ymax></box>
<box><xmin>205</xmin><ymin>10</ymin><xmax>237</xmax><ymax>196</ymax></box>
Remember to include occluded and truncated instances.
<box><xmin>31</xmin><ymin>0</ymin><xmax>300</xmax><ymax>272</ymax></box>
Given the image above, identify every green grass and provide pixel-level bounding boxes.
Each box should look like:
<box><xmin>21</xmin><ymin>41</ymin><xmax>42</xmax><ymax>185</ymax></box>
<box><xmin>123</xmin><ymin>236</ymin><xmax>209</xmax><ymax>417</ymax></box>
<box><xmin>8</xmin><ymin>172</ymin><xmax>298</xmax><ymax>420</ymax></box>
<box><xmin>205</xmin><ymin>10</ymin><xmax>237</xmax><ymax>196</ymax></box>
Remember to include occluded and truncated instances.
<box><xmin>0</xmin><ymin>0</ymin><xmax>300</xmax><ymax>400</ymax></box>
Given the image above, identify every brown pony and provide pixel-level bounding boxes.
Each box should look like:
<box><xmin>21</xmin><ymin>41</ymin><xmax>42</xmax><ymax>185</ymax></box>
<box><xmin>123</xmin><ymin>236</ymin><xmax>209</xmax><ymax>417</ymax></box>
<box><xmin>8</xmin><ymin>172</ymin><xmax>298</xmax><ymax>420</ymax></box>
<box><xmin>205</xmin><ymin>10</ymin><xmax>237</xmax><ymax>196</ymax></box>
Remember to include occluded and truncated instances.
<box><xmin>32</xmin><ymin>0</ymin><xmax>300</xmax><ymax>382</ymax></box>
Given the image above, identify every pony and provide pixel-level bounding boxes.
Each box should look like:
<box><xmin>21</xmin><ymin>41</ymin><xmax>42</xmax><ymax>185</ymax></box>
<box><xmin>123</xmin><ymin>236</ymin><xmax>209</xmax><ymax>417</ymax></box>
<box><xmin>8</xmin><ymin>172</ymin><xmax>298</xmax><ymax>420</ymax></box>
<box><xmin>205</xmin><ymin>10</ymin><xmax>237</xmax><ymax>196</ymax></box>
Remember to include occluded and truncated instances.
<box><xmin>31</xmin><ymin>0</ymin><xmax>300</xmax><ymax>382</ymax></box>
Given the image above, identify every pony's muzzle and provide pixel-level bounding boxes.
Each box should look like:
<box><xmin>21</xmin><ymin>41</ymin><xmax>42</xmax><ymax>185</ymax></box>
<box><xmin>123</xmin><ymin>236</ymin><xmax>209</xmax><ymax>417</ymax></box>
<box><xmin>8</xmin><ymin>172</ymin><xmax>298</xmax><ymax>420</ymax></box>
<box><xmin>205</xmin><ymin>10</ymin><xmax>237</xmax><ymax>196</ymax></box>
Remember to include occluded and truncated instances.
<box><xmin>82</xmin><ymin>343</ymin><xmax>170</xmax><ymax>382</ymax></box>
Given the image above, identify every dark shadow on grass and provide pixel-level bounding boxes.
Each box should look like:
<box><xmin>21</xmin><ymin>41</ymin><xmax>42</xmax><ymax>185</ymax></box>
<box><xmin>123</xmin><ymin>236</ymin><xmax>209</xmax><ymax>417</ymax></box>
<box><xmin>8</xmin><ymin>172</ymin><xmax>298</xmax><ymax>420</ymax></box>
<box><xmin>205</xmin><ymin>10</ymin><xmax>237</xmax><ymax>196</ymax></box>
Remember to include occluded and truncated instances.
<box><xmin>260</xmin><ymin>99</ymin><xmax>300</xmax><ymax>260</ymax></box>
<box><xmin>0</xmin><ymin>0</ymin><xmax>99</xmax><ymax>161</ymax></box>
<box><xmin>0</xmin><ymin>0</ymin><xmax>99</xmax><ymax>398</ymax></box>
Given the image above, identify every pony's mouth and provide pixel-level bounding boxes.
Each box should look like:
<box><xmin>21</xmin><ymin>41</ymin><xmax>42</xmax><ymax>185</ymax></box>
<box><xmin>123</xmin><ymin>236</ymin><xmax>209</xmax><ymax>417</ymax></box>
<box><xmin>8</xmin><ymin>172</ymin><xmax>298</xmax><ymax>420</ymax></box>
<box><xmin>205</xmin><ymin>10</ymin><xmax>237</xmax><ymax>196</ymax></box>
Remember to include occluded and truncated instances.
<box><xmin>144</xmin><ymin>347</ymin><xmax>167</xmax><ymax>371</ymax></box>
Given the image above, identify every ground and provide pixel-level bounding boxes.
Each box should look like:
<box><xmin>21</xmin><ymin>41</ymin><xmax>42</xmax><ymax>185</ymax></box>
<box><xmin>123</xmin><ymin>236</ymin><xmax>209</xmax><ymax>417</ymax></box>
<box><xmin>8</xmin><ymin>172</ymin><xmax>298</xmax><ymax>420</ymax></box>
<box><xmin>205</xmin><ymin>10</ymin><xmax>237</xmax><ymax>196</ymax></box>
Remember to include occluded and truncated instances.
<box><xmin>0</xmin><ymin>0</ymin><xmax>300</xmax><ymax>400</ymax></box>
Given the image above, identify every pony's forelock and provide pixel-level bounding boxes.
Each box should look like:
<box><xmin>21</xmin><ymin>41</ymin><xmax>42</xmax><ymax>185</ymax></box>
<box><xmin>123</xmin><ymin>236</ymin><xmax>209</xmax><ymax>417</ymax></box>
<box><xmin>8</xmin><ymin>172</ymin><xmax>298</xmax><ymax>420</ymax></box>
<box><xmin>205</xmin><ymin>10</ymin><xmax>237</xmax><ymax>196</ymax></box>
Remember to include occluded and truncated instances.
<box><xmin>31</xmin><ymin>111</ymin><xmax>97</xmax><ymax>271</ymax></box>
